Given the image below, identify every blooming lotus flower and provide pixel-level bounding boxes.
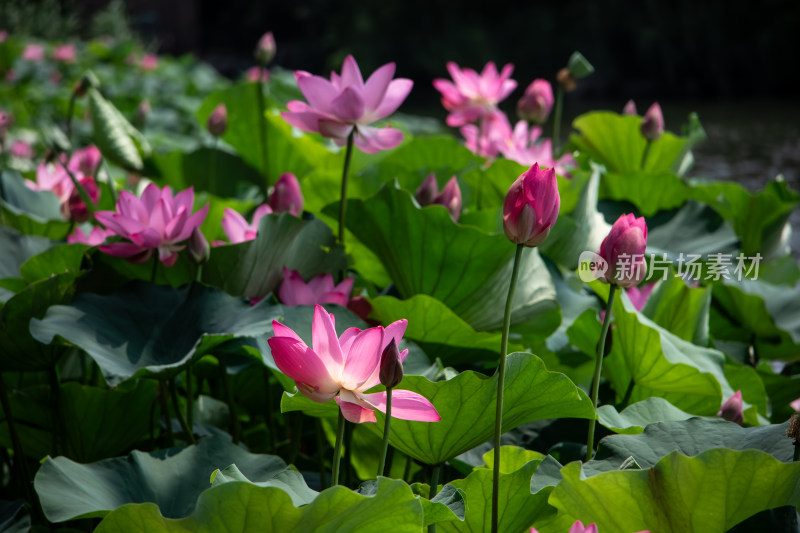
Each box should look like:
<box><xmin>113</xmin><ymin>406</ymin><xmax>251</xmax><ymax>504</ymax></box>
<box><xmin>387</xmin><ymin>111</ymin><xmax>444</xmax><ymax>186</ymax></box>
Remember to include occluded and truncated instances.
<box><xmin>10</xmin><ymin>140</ymin><xmax>33</xmax><ymax>159</ymax></box>
<box><xmin>68</xmin><ymin>145</ymin><xmax>102</xmax><ymax>176</ymax></box>
<box><xmin>68</xmin><ymin>226</ymin><xmax>114</xmax><ymax>246</ymax></box>
<box><xmin>278</xmin><ymin>267</ymin><xmax>353</xmax><ymax>307</ymax></box>
<box><xmin>95</xmin><ymin>183</ymin><xmax>209</xmax><ymax>266</ymax></box>
<box><xmin>718</xmin><ymin>390</ymin><xmax>744</xmax><ymax>425</ymax></box>
<box><xmin>207</xmin><ymin>104</ymin><xmax>227</xmax><ymax>137</ymax></box>
<box><xmin>433</xmin><ymin>61</ymin><xmax>517</xmax><ymax>127</ymax></box>
<box><xmin>503</xmin><ymin>163</ymin><xmax>560</xmax><ymax>247</ymax></box>
<box><xmin>221</xmin><ymin>204</ymin><xmax>273</xmax><ymax>244</ymax></box>
<box><xmin>281</xmin><ymin>55</ymin><xmax>413</xmax><ymax>154</ymax></box>
<box><xmin>52</xmin><ymin>43</ymin><xmax>76</xmax><ymax>63</ymax></box>
<box><xmin>22</xmin><ymin>44</ymin><xmax>45</xmax><ymax>62</ymax></box>
<box><xmin>531</xmin><ymin>523</ymin><xmax>650</xmax><ymax>533</ymax></box>
<box><xmin>461</xmin><ymin>109</ymin><xmax>512</xmax><ymax>159</ymax></box>
<box><xmin>268</xmin><ymin>305</ymin><xmax>440</xmax><ymax>424</ymax></box>
<box><xmin>255</xmin><ymin>31</ymin><xmax>276</xmax><ymax>65</ymax></box>
<box><xmin>623</xmin><ymin>99</ymin><xmax>638</xmax><ymax>116</ymax></box>
<box><xmin>640</xmin><ymin>102</ymin><xmax>664</xmax><ymax>141</ymax></box>
<box><xmin>497</xmin><ymin>117</ymin><xmax>577</xmax><ymax>177</ymax></box>
<box><xmin>246</xmin><ymin>66</ymin><xmax>270</xmax><ymax>83</ymax></box>
<box><xmin>187</xmin><ymin>227</ymin><xmax>210</xmax><ymax>265</ymax></box>
<box><xmin>269</xmin><ymin>173</ymin><xmax>304</xmax><ymax>215</ymax></box>
<box><xmin>140</xmin><ymin>53</ymin><xmax>158</xmax><ymax>71</ymax></box>
<box><xmin>598</xmin><ymin>214</ymin><xmax>648</xmax><ymax>288</ymax></box>
<box><xmin>517</xmin><ymin>79</ymin><xmax>554</xmax><ymax>124</ymax></box>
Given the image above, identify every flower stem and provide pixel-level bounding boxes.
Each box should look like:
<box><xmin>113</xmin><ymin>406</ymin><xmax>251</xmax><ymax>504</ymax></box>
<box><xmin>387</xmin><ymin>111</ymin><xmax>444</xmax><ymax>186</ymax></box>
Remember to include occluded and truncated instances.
<box><xmin>263</xmin><ymin>367</ymin><xmax>278</xmax><ymax>452</ymax></box>
<box><xmin>157</xmin><ymin>379</ymin><xmax>174</xmax><ymax>447</ymax></box>
<box><xmin>185</xmin><ymin>367</ymin><xmax>193</xmax><ymax>430</ymax></box>
<box><xmin>48</xmin><ymin>365</ymin><xmax>64</xmax><ymax>455</ymax></box>
<box><xmin>640</xmin><ymin>139</ymin><xmax>652</xmax><ymax>170</ymax></box>
<box><xmin>428</xmin><ymin>463</ymin><xmax>442</xmax><ymax>533</ymax></box>
<box><xmin>377</xmin><ymin>387</ymin><xmax>393</xmax><ymax>477</ymax></box>
<box><xmin>331</xmin><ymin>409</ymin><xmax>346</xmax><ymax>485</ymax></box>
<box><xmin>552</xmin><ymin>84</ymin><xmax>565</xmax><ymax>154</ymax></box>
<box><xmin>0</xmin><ymin>374</ymin><xmax>34</xmax><ymax>506</ymax></box>
<box><xmin>316</xmin><ymin>418</ymin><xmax>328</xmax><ymax>489</ymax></box>
<box><xmin>337</xmin><ymin>130</ymin><xmax>356</xmax><ymax>247</ymax></box>
<box><xmin>586</xmin><ymin>284</ymin><xmax>617</xmax><ymax>462</ymax></box>
<box><xmin>219</xmin><ymin>361</ymin><xmax>241</xmax><ymax>443</ymax></box>
<box><xmin>65</xmin><ymin>90</ymin><xmax>77</xmax><ymax>141</ymax></box>
<box><xmin>168</xmin><ymin>378</ymin><xmax>195</xmax><ymax>444</ymax></box>
<box><xmin>58</xmin><ymin>157</ymin><xmax>96</xmax><ymax>218</ymax></box>
<box><xmin>256</xmin><ymin>71</ymin><xmax>270</xmax><ymax>195</ymax></box>
<box><xmin>491</xmin><ymin>243</ymin><xmax>524</xmax><ymax>533</ymax></box>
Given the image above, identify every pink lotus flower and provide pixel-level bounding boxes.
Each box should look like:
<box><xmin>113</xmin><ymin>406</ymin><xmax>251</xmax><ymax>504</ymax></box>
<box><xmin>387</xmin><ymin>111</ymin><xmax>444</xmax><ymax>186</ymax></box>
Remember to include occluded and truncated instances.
<box><xmin>221</xmin><ymin>204</ymin><xmax>273</xmax><ymax>244</ymax></box>
<box><xmin>282</xmin><ymin>55</ymin><xmax>413</xmax><ymax>154</ymax></box>
<box><xmin>68</xmin><ymin>226</ymin><xmax>114</xmax><ymax>246</ymax></box>
<box><xmin>598</xmin><ymin>214</ymin><xmax>648</xmax><ymax>288</ymax></box>
<box><xmin>140</xmin><ymin>53</ymin><xmax>158</xmax><ymax>71</ymax></box>
<box><xmin>10</xmin><ymin>140</ymin><xmax>33</xmax><ymax>159</ymax></box>
<box><xmin>461</xmin><ymin>109</ymin><xmax>512</xmax><ymax>159</ymax></box>
<box><xmin>278</xmin><ymin>267</ymin><xmax>353</xmax><ymax>307</ymax></box>
<box><xmin>496</xmin><ymin>117</ymin><xmax>577</xmax><ymax>177</ymax></box>
<box><xmin>532</xmin><ymin>522</ymin><xmax>649</xmax><ymax>533</ymax></box>
<box><xmin>64</xmin><ymin>177</ymin><xmax>99</xmax><ymax>222</ymax></box>
<box><xmin>95</xmin><ymin>183</ymin><xmax>209</xmax><ymax>266</ymax></box>
<box><xmin>68</xmin><ymin>145</ymin><xmax>102</xmax><ymax>176</ymax></box>
<box><xmin>22</xmin><ymin>44</ymin><xmax>44</xmax><ymax>62</ymax></box>
<box><xmin>792</xmin><ymin>398</ymin><xmax>800</xmax><ymax>412</ymax></box>
<box><xmin>626</xmin><ymin>282</ymin><xmax>655</xmax><ymax>311</ymax></box>
<box><xmin>255</xmin><ymin>31</ymin><xmax>276</xmax><ymax>65</ymax></box>
<box><xmin>623</xmin><ymin>99</ymin><xmax>638</xmax><ymax>116</ymax></box>
<box><xmin>207</xmin><ymin>104</ymin><xmax>227</xmax><ymax>137</ymax></box>
<box><xmin>246</xmin><ymin>66</ymin><xmax>270</xmax><ymax>83</ymax></box>
<box><xmin>433</xmin><ymin>61</ymin><xmax>517</xmax><ymax>127</ymax></box>
<box><xmin>269</xmin><ymin>173</ymin><xmax>304</xmax><ymax>215</ymax></box>
<box><xmin>640</xmin><ymin>102</ymin><xmax>664</xmax><ymax>141</ymax></box>
<box><xmin>717</xmin><ymin>390</ymin><xmax>743</xmax><ymax>425</ymax></box>
<box><xmin>0</xmin><ymin>109</ymin><xmax>12</xmax><ymax>130</ymax></box>
<box><xmin>517</xmin><ymin>79</ymin><xmax>554</xmax><ymax>125</ymax></box>
<box><xmin>0</xmin><ymin>30</ymin><xmax>7</xmax><ymax>43</ymax></box>
<box><xmin>52</xmin><ymin>43</ymin><xmax>76</xmax><ymax>63</ymax></box>
<box><xmin>415</xmin><ymin>174</ymin><xmax>461</xmax><ymax>222</ymax></box>
<box><xmin>503</xmin><ymin>163</ymin><xmax>560</xmax><ymax>247</ymax></box>
<box><xmin>268</xmin><ymin>305</ymin><xmax>440</xmax><ymax>424</ymax></box>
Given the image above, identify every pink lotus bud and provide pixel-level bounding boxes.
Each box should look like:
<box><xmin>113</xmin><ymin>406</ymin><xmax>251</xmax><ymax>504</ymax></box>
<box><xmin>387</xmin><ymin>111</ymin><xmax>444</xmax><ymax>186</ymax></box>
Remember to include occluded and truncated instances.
<box><xmin>598</xmin><ymin>213</ymin><xmax>648</xmax><ymax>288</ymax></box>
<box><xmin>140</xmin><ymin>53</ymin><xmax>158</xmax><ymax>71</ymax></box>
<box><xmin>63</xmin><ymin>177</ymin><xmax>100</xmax><ymax>223</ymax></box>
<box><xmin>517</xmin><ymin>79</ymin><xmax>554</xmax><ymax>125</ymax></box>
<box><xmin>246</xmin><ymin>66</ymin><xmax>270</xmax><ymax>83</ymax></box>
<box><xmin>188</xmin><ymin>227</ymin><xmax>210</xmax><ymax>265</ymax></box>
<box><xmin>433</xmin><ymin>177</ymin><xmax>462</xmax><ymax>222</ymax></box>
<box><xmin>623</xmin><ymin>99</ymin><xmax>638</xmax><ymax>116</ymax></box>
<box><xmin>415</xmin><ymin>174</ymin><xmax>439</xmax><ymax>206</ymax></box>
<box><xmin>69</xmin><ymin>145</ymin><xmax>102</xmax><ymax>176</ymax></box>
<box><xmin>502</xmin><ymin>163</ymin><xmax>560</xmax><ymax>247</ymax></box>
<box><xmin>52</xmin><ymin>43</ymin><xmax>76</xmax><ymax>63</ymax></box>
<box><xmin>136</xmin><ymin>99</ymin><xmax>151</xmax><ymax>124</ymax></box>
<box><xmin>269</xmin><ymin>173</ymin><xmax>303</xmax><ymax>215</ymax></box>
<box><xmin>207</xmin><ymin>104</ymin><xmax>227</xmax><ymax>137</ymax></box>
<box><xmin>346</xmin><ymin>296</ymin><xmax>373</xmax><ymax>323</ymax></box>
<box><xmin>22</xmin><ymin>44</ymin><xmax>45</xmax><ymax>62</ymax></box>
<box><xmin>717</xmin><ymin>390</ymin><xmax>743</xmax><ymax>425</ymax></box>
<box><xmin>10</xmin><ymin>140</ymin><xmax>33</xmax><ymax>159</ymax></box>
<box><xmin>379</xmin><ymin>338</ymin><xmax>404</xmax><ymax>389</ymax></box>
<box><xmin>255</xmin><ymin>31</ymin><xmax>276</xmax><ymax>65</ymax></box>
<box><xmin>640</xmin><ymin>102</ymin><xmax>664</xmax><ymax>141</ymax></box>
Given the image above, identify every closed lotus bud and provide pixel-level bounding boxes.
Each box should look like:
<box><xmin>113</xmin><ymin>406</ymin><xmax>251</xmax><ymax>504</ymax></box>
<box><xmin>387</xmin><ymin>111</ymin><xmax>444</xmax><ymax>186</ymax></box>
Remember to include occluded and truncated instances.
<box><xmin>433</xmin><ymin>177</ymin><xmax>462</xmax><ymax>222</ymax></box>
<box><xmin>255</xmin><ymin>31</ymin><xmax>276</xmax><ymax>65</ymax></box>
<box><xmin>379</xmin><ymin>338</ymin><xmax>404</xmax><ymax>389</ymax></box>
<box><xmin>717</xmin><ymin>390</ymin><xmax>743</xmax><ymax>425</ymax></box>
<box><xmin>517</xmin><ymin>79</ymin><xmax>554</xmax><ymax>125</ymax></box>
<box><xmin>188</xmin><ymin>227</ymin><xmax>210</xmax><ymax>265</ymax></box>
<box><xmin>598</xmin><ymin>213</ymin><xmax>648</xmax><ymax>288</ymax></box>
<box><xmin>415</xmin><ymin>173</ymin><xmax>439</xmax><ymax>206</ymax></box>
<box><xmin>503</xmin><ymin>163</ymin><xmax>560</xmax><ymax>247</ymax></box>
<box><xmin>207</xmin><ymin>104</ymin><xmax>227</xmax><ymax>137</ymax></box>
<box><xmin>622</xmin><ymin>100</ymin><xmax>637</xmax><ymax>116</ymax></box>
<box><xmin>640</xmin><ymin>102</ymin><xmax>664</xmax><ymax>141</ymax></box>
<box><xmin>269</xmin><ymin>173</ymin><xmax>304</xmax><ymax>215</ymax></box>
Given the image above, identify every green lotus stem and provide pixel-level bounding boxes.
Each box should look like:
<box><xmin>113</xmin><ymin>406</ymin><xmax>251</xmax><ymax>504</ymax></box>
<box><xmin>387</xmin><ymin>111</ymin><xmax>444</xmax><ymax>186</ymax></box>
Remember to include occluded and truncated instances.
<box><xmin>58</xmin><ymin>158</ymin><xmax>95</xmax><ymax>218</ymax></box>
<box><xmin>0</xmin><ymin>374</ymin><xmax>34</xmax><ymax>505</ymax></box>
<box><xmin>316</xmin><ymin>418</ymin><xmax>328</xmax><ymax>489</ymax></box>
<box><xmin>377</xmin><ymin>387</ymin><xmax>393</xmax><ymax>477</ymax></box>
<box><xmin>288</xmin><ymin>413</ymin><xmax>304</xmax><ymax>465</ymax></box>
<box><xmin>219</xmin><ymin>361</ymin><xmax>241</xmax><ymax>443</ymax></box>
<box><xmin>264</xmin><ymin>367</ymin><xmax>278</xmax><ymax>452</ymax></box>
<box><xmin>491</xmin><ymin>243</ymin><xmax>524</xmax><ymax>533</ymax></box>
<box><xmin>157</xmin><ymin>379</ymin><xmax>174</xmax><ymax>446</ymax></box>
<box><xmin>185</xmin><ymin>367</ymin><xmax>194</xmax><ymax>431</ymax></box>
<box><xmin>552</xmin><ymin>84</ymin><xmax>564</xmax><ymax>154</ymax></box>
<box><xmin>428</xmin><ymin>463</ymin><xmax>442</xmax><ymax>533</ymax></box>
<box><xmin>344</xmin><ymin>420</ymin><xmax>354</xmax><ymax>486</ymax></box>
<box><xmin>586</xmin><ymin>284</ymin><xmax>618</xmax><ymax>462</ymax></box>
<box><xmin>256</xmin><ymin>71</ymin><xmax>270</xmax><ymax>194</ymax></box>
<box><xmin>619</xmin><ymin>378</ymin><xmax>635</xmax><ymax>408</ymax></box>
<box><xmin>640</xmin><ymin>139</ymin><xmax>652</xmax><ymax>170</ymax></box>
<box><xmin>168</xmin><ymin>378</ymin><xmax>195</xmax><ymax>444</ymax></box>
<box><xmin>48</xmin><ymin>365</ymin><xmax>66</xmax><ymax>455</ymax></box>
<box><xmin>331</xmin><ymin>409</ymin><xmax>346</xmax><ymax>485</ymax></box>
<box><xmin>337</xmin><ymin>129</ymin><xmax>356</xmax><ymax>247</ymax></box>
<box><xmin>65</xmin><ymin>90</ymin><xmax>77</xmax><ymax>141</ymax></box>
<box><xmin>403</xmin><ymin>454</ymin><xmax>412</xmax><ymax>482</ymax></box>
